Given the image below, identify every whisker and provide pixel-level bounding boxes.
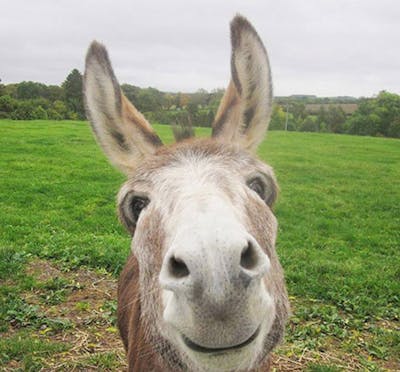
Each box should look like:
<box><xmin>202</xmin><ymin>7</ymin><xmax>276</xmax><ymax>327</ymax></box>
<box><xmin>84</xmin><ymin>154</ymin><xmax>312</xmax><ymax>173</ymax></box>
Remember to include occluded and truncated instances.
<box><xmin>118</xmin><ymin>286</ymin><xmax>160</xmax><ymax>311</ymax></box>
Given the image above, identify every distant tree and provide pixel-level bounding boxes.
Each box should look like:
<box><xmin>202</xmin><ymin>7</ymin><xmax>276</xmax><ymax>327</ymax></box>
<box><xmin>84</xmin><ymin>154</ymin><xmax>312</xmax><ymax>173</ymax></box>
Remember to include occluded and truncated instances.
<box><xmin>3</xmin><ymin>84</ymin><xmax>17</xmax><ymax>98</ymax></box>
<box><xmin>173</xmin><ymin>92</ymin><xmax>182</xmax><ymax>108</ymax></box>
<box><xmin>347</xmin><ymin>108</ymin><xmax>380</xmax><ymax>136</ymax></box>
<box><xmin>290</xmin><ymin>101</ymin><xmax>307</xmax><ymax>121</ymax></box>
<box><xmin>346</xmin><ymin>98</ymin><xmax>371</xmax><ymax>135</ymax></box>
<box><xmin>135</xmin><ymin>88</ymin><xmax>163</xmax><ymax>112</ymax></box>
<box><xmin>193</xmin><ymin>108</ymin><xmax>212</xmax><ymax>127</ymax></box>
<box><xmin>33</xmin><ymin>97</ymin><xmax>51</xmax><ymax>110</ymax></box>
<box><xmin>269</xmin><ymin>105</ymin><xmax>286</xmax><ymax>130</ymax></box>
<box><xmin>0</xmin><ymin>95</ymin><xmax>17</xmax><ymax>114</ymax></box>
<box><xmin>325</xmin><ymin>106</ymin><xmax>346</xmax><ymax>133</ymax></box>
<box><xmin>179</xmin><ymin>93</ymin><xmax>190</xmax><ymax>108</ymax></box>
<box><xmin>147</xmin><ymin>87</ymin><xmax>164</xmax><ymax>111</ymax></box>
<box><xmin>374</xmin><ymin>91</ymin><xmax>400</xmax><ymax>136</ymax></box>
<box><xmin>62</xmin><ymin>69</ymin><xmax>84</xmax><ymax>119</ymax></box>
<box><xmin>187</xmin><ymin>101</ymin><xmax>199</xmax><ymax>118</ymax></box>
<box><xmin>11</xmin><ymin>101</ymin><xmax>36</xmax><ymax>120</ymax></box>
<box><xmin>191</xmin><ymin>89</ymin><xmax>209</xmax><ymax>107</ymax></box>
<box><xmin>45</xmin><ymin>85</ymin><xmax>64</xmax><ymax>102</ymax></box>
<box><xmin>32</xmin><ymin>105</ymin><xmax>48</xmax><ymax>120</ymax></box>
<box><xmin>346</xmin><ymin>91</ymin><xmax>400</xmax><ymax>137</ymax></box>
<box><xmin>163</xmin><ymin>93</ymin><xmax>176</xmax><ymax>109</ymax></box>
<box><xmin>47</xmin><ymin>108</ymin><xmax>62</xmax><ymax>120</ymax></box>
<box><xmin>299</xmin><ymin>116</ymin><xmax>318</xmax><ymax>132</ymax></box>
<box><xmin>51</xmin><ymin>100</ymin><xmax>68</xmax><ymax>119</ymax></box>
<box><xmin>16</xmin><ymin>81</ymin><xmax>48</xmax><ymax>100</ymax></box>
<box><xmin>319</xmin><ymin>121</ymin><xmax>328</xmax><ymax>133</ymax></box>
<box><xmin>388</xmin><ymin>117</ymin><xmax>400</xmax><ymax>138</ymax></box>
<box><xmin>317</xmin><ymin>106</ymin><xmax>327</xmax><ymax>125</ymax></box>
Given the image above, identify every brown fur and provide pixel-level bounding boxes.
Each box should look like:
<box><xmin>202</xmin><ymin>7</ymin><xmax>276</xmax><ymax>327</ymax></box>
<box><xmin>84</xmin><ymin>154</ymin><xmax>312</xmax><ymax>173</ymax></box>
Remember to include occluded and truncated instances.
<box><xmin>212</xmin><ymin>15</ymin><xmax>273</xmax><ymax>153</ymax></box>
<box><xmin>212</xmin><ymin>80</ymin><xmax>240</xmax><ymax>138</ymax></box>
<box><xmin>84</xmin><ymin>14</ymin><xmax>288</xmax><ymax>372</ymax></box>
<box><xmin>115</xmin><ymin>139</ymin><xmax>289</xmax><ymax>371</ymax></box>
<box><xmin>121</xmin><ymin>94</ymin><xmax>163</xmax><ymax>148</ymax></box>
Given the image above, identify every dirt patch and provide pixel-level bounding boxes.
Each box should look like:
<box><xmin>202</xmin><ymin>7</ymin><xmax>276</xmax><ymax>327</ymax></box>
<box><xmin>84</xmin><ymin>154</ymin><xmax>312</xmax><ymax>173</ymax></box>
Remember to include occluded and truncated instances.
<box><xmin>12</xmin><ymin>259</ymin><xmax>127</xmax><ymax>371</ymax></box>
<box><xmin>271</xmin><ymin>348</ymin><xmax>365</xmax><ymax>371</ymax></box>
<box><xmin>3</xmin><ymin>259</ymin><xmax>398</xmax><ymax>371</ymax></box>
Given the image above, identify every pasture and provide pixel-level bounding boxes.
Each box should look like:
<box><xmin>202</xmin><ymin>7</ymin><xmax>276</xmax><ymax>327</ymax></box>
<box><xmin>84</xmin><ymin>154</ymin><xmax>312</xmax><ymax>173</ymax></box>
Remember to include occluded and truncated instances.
<box><xmin>0</xmin><ymin>119</ymin><xmax>399</xmax><ymax>371</ymax></box>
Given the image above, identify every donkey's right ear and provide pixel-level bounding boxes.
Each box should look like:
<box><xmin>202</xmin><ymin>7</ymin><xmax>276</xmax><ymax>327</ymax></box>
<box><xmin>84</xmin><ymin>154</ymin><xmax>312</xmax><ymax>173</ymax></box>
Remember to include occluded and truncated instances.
<box><xmin>84</xmin><ymin>41</ymin><xmax>162</xmax><ymax>175</ymax></box>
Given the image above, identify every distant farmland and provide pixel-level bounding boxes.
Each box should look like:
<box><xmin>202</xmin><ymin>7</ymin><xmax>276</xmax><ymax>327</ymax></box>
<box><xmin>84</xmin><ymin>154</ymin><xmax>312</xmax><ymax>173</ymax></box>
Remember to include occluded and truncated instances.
<box><xmin>0</xmin><ymin>120</ymin><xmax>399</xmax><ymax>370</ymax></box>
<box><xmin>305</xmin><ymin>103</ymin><xmax>358</xmax><ymax>115</ymax></box>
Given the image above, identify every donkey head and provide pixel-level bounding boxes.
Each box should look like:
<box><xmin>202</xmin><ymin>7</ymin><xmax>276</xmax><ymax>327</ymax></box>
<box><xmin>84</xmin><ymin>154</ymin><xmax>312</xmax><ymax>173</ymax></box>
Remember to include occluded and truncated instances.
<box><xmin>84</xmin><ymin>15</ymin><xmax>289</xmax><ymax>372</ymax></box>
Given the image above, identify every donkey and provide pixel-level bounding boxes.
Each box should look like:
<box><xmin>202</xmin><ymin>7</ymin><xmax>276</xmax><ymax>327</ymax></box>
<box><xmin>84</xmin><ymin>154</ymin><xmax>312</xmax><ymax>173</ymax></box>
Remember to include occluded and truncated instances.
<box><xmin>83</xmin><ymin>15</ymin><xmax>289</xmax><ymax>372</ymax></box>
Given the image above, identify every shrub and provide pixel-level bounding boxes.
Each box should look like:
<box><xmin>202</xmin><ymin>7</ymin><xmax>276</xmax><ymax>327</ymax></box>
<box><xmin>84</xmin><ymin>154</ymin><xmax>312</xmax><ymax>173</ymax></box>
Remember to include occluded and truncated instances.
<box><xmin>32</xmin><ymin>106</ymin><xmax>48</xmax><ymax>120</ymax></box>
<box><xmin>11</xmin><ymin>101</ymin><xmax>36</xmax><ymax>120</ymax></box>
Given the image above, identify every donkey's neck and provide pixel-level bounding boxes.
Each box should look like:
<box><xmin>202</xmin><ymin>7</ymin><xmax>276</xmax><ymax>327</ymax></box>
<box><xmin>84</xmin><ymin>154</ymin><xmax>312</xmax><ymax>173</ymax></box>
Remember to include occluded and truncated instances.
<box><xmin>117</xmin><ymin>254</ymin><xmax>180</xmax><ymax>372</ymax></box>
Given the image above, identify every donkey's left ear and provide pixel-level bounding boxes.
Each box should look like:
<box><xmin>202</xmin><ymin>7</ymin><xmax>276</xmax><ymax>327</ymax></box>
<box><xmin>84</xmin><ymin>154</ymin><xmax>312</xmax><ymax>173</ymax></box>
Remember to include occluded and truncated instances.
<box><xmin>84</xmin><ymin>41</ymin><xmax>163</xmax><ymax>175</ymax></box>
<box><xmin>212</xmin><ymin>15</ymin><xmax>273</xmax><ymax>153</ymax></box>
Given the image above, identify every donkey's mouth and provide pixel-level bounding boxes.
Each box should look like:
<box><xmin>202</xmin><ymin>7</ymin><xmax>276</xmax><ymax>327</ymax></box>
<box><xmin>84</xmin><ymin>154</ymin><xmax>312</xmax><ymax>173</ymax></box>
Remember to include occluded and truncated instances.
<box><xmin>182</xmin><ymin>326</ymin><xmax>260</xmax><ymax>354</ymax></box>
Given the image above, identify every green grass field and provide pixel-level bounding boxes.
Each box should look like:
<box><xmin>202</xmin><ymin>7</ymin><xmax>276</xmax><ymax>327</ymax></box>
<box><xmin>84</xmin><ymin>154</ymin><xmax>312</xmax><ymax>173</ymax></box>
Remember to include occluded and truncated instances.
<box><xmin>0</xmin><ymin>120</ymin><xmax>399</xmax><ymax>371</ymax></box>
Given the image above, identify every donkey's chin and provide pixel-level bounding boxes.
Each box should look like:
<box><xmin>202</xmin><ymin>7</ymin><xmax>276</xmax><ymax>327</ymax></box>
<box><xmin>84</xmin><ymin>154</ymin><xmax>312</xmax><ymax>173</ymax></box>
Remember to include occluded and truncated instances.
<box><xmin>176</xmin><ymin>324</ymin><xmax>266</xmax><ymax>372</ymax></box>
<box><xmin>162</xmin><ymin>304</ymin><xmax>276</xmax><ymax>371</ymax></box>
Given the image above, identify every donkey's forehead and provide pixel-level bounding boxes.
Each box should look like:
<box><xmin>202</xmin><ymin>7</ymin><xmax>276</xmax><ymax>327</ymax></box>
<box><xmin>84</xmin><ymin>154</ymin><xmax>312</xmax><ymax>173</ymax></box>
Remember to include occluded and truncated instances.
<box><xmin>130</xmin><ymin>139</ymin><xmax>269</xmax><ymax>187</ymax></box>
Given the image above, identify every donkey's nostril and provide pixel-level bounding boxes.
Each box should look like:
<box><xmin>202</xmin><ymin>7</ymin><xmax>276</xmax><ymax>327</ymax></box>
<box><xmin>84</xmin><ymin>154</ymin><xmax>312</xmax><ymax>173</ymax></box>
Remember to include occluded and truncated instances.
<box><xmin>240</xmin><ymin>241</ymin><xmax>258</xmax><ymax>270</ymax></box>
<box><xmin>169</xmin><ymin>256</ymin><xmax>190</xmax><ymax>278</ymax></box>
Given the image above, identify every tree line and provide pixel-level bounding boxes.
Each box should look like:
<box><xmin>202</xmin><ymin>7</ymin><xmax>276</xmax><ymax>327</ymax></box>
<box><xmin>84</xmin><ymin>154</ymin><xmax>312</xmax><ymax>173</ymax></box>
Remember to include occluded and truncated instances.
<box><xmin>272</xmin><ymin>93</ymin><xmax>400</xmax><ymax>138</ymax></box>
<box><xmin>0</xmin><ymin>70</ymin><xmax>84</xmax><ymax>121</ymax></box>
<box><xmin>0</xmin><ymin>70</ymin><xmax>399</xmax><ymax>138</ymax></box>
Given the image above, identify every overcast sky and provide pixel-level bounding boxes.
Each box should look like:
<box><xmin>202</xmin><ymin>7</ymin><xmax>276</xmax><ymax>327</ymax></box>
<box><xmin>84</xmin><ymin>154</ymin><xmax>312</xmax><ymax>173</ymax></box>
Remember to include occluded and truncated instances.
<box><xmin>1</xmin><ymin>0</ymin><xmax>399</xmax><ymax>97</ymax></box>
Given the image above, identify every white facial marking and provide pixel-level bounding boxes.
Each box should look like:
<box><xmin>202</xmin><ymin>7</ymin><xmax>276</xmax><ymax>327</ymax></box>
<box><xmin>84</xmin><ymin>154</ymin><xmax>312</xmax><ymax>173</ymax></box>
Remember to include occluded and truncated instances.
<box><xmin>142</xmin><ymin>153</ymin><xmax>277</xmax><ymax>370</ymax></box>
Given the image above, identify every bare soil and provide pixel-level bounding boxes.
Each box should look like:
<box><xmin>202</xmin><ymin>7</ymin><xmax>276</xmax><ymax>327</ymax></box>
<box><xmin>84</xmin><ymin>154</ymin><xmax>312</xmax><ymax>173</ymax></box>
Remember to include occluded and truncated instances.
<box><xmin>3</xmin><ymin>259</ymin><xmax>397</xmax><ymax>371</ymax></box>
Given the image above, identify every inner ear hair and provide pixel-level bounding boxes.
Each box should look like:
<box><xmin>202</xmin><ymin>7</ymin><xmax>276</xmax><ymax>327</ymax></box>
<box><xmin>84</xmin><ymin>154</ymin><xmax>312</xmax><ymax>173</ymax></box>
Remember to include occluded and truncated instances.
<box><xmin>212</xmin><ymin>15</ymin><xmax>273</xmax><ymax>153</ymax></box>
<box><xmin>84</xmin><ymin>41</ymin><xmax>163</xmax><ymax>175</ymax></box>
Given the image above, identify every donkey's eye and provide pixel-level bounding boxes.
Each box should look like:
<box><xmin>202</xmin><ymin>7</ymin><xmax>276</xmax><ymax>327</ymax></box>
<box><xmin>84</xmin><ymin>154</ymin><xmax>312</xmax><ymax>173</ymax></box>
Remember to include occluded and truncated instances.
<box><xmin>130</xmin><ymin>196</ymin><xmax>149</xmax><ymax>222</ymax></box>
<box><xmin>247</xmin><ymin>178</ymin><xmax>265</xmax><ymax>199</ymax></box>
